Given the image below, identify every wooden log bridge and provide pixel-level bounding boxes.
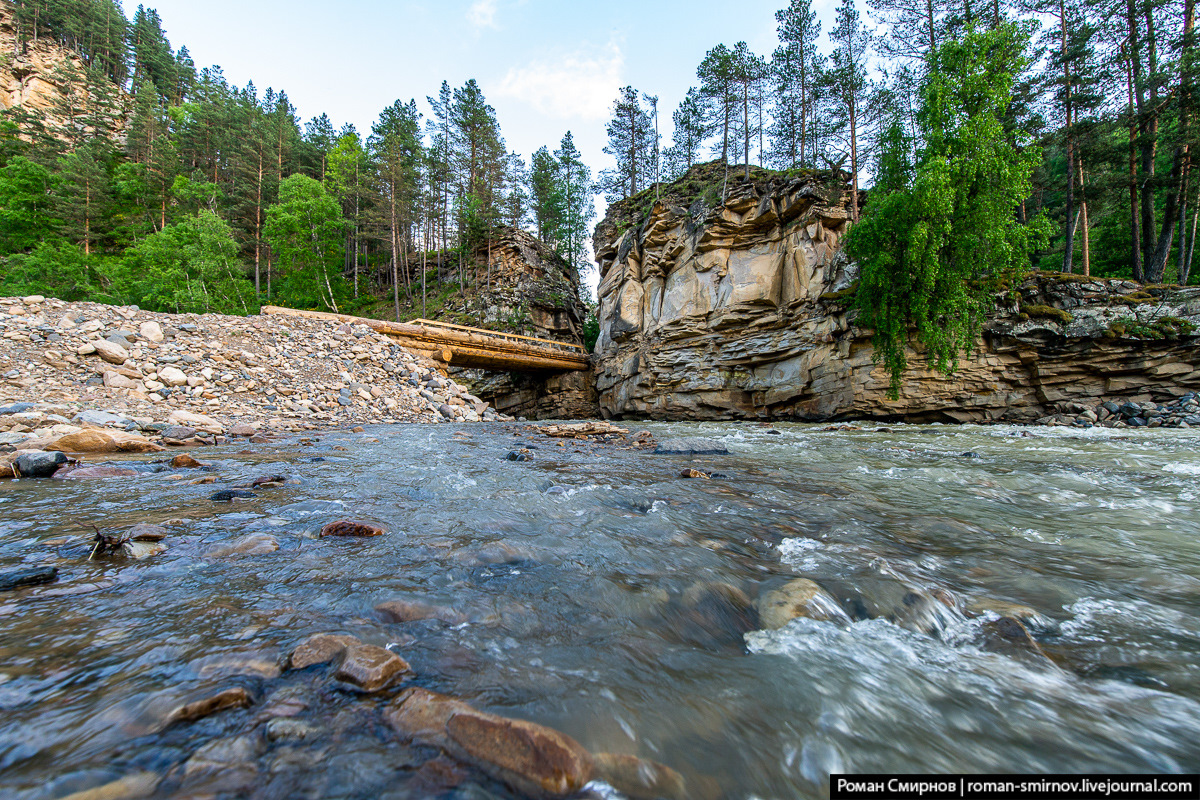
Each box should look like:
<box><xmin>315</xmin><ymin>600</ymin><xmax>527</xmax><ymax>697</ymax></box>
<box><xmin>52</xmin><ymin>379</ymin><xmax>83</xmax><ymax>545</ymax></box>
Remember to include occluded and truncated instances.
<box><xmin>260</xmin><ymin>306</ymin><xmax>590</xmax><ymax>372</ymax></box>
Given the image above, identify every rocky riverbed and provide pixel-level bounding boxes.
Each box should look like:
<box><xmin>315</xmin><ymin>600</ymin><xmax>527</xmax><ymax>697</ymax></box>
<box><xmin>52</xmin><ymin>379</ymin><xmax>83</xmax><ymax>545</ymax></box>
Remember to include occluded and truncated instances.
<box><xmin>0</xmin><ymin>295</ymin><xmax>509</xmax><ymax>474</ymax></box>
<box><xmin>1</xmin><ymin>420</ymin><xmax>1198</xmax><ymax>799</ymax></box>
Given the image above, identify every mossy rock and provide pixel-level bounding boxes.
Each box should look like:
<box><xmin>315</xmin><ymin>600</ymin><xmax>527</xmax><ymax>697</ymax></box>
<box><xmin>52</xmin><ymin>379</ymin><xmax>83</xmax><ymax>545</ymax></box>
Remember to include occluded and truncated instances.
<box><xmin>818</xmin><ymin>283</ymin><xmax>859</xmax><ymax>304</ymax></box>
<box><xmin>1020</xmin><ymin>304</ymin><xmax>1073</xmax><ymax>324</ymax></box>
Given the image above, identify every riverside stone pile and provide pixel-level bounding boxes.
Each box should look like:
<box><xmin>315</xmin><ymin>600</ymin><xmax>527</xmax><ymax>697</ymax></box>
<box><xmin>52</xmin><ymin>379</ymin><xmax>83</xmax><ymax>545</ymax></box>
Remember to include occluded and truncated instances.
<box><xmin>1039</xmin><ymin>392</ymin><xmax>1200</xmax><ymax>428</ymax></box>
<box><xmin>0</xmin><ymin>295</ymin><xmax>508</xmax><ymax>463</ymax></box>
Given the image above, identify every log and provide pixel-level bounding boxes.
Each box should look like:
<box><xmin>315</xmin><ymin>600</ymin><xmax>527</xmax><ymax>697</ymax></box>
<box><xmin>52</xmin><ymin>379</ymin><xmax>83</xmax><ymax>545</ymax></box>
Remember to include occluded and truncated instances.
<box><xmin>260</xmin><ymin>306</ymin><xmax>589</xmax><ymax>373</ymax></box>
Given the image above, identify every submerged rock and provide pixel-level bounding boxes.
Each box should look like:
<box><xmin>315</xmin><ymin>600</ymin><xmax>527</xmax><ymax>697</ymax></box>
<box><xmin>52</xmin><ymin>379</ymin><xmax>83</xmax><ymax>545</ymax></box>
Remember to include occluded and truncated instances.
<box><xmin>386</xmin><ymin>687</ymin><xmax>594</xmax><ymax>800</ymax></box>
<box><xmin>654</xmin><ymin>437</ymin><xmax>728</xmax><ymax>455</ymax></box>
<box><xmin>53</xmin><ymin>771</ymin><xmax>159</xmax><ymax>800</ymax></box>
<box><xmin>593</xmin><ymin>753</ymin><xmax>688</xmax><ymax>800</ymax></box>
<box><xmin>210</xmin><ymin>489</ymin><xmax>256</xmax><ymax>502</ymax></box>
<box><xmin>756</xmin><ymin>579</ymin><xmax>851</xmax><ymax>629</ymax></box>
<box><xmin>168</xmin><ymin>687</ymin><xmax>253</xmax><ymax>725</ymax></box>
<box><xmin>206</xmin><ymin>533</ymin><xmax>278</xmax><ymax>558</ymax></box>
<box><xmin>980</xmin><ymin>616</ymin><xmax>1056</xmax><ymax>666</ymax></box>
<box><xmin>55</xmin><ymin>465</ymin><xmax>138</xmax><ymax>479</ymax></box>
<box><xmin>0</xmin><ymin>565</ymin><xmax>58</xmax><ymax>591</ymax></box>
<box><xmin>376</xmin><ymin>599</ymin><xmax>468</xmax><ymax>625</ymax></box>
<box><xmin>122</xmin><ymin>540</ymin><xmax>166</xmax><ymax>560</ymax></box>
<box><xmin>320</xmin><ymin>520</ymin><xmax>385</xmax><ymax>538</ymax></box>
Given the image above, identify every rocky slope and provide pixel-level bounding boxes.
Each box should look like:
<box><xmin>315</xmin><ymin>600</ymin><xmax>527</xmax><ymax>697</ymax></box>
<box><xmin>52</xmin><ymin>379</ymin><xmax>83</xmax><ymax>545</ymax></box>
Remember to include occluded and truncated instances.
<box><xmin>0</xmin><ymin>295</ymin><xmax>507</xmax><ymax>467</ymax></box>
<box><xmin>593</xmin><ymin>165</ymin><xmax>1200</xmax><ymax>423</ymax></box>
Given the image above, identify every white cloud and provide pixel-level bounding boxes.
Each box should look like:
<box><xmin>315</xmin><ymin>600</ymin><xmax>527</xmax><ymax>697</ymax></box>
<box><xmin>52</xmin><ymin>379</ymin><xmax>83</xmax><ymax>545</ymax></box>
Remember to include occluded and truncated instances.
<box><xmin>493</xmin><ymin>42</ymin><xmax>624</xmax><ymax>121</ymax></box>
<box><xmin>468</xmin><ymin>0</ymin><xmax>498</xmax><ymax>28</ymax></box>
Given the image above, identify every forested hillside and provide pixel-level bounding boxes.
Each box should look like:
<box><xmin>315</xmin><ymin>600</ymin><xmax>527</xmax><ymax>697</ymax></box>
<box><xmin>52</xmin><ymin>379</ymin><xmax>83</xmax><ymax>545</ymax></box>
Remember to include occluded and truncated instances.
<box><xmin>0</xmin><ymin>1</ymin><xmax>595</xmax><ymax>326</ymax></box>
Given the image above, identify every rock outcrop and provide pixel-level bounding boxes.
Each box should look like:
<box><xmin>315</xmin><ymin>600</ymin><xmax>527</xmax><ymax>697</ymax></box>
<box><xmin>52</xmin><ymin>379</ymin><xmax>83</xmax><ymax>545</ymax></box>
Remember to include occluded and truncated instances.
<box><xmin>448</xmin><ymin>226</ymin><xmax>599</xmax><ymax>419</ymax></box>
<box><xmin>593</xmin><ymin>164</ymin><xmax>1200</xmax><ymax>422</ymax></box>
<box><xmin>0</xmin><ymin>7</ymin><xmax>124</xmax><ymax>138</ymax></box>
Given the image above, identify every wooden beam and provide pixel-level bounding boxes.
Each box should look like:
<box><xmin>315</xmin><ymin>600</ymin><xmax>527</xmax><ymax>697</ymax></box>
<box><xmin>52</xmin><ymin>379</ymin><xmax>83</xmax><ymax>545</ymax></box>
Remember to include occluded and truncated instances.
<box><xmin>260</xmin><ymin>305</ymin><xmax>590</xmax><ymax>373</ymax></box>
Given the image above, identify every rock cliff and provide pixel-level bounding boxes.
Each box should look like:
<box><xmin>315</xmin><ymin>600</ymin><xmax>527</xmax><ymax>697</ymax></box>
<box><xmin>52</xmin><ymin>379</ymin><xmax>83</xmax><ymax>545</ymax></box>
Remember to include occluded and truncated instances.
<box><xmin>593</xmin><ymin>164</ymin><xmax>1200</xmax><ymax>423</ymax></box>
<box><xmin>445</xmin><ymin>226</ymin><xmax>599</xmax><ymax>419</ymax></box>
<box><xmin>0</xmin><ymin>8</ymin><xmax>123</xmax><ymax>134</ymax></box>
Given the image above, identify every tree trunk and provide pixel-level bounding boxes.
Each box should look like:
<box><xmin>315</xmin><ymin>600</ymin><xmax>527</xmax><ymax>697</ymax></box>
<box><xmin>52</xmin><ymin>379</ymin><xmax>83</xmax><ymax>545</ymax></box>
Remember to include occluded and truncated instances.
<box><xmin>849</xmin><ymin>97</ymin><xmax>859</xmax><ymax>222</ymax></box>
<box><xmin>1078</xmin><ymin>162</ymin><xmax>1091</xmax><ymax>277</ymax></box>
<box><xmin>743</xmin><ymin>82</ymin><xmax>750</xmax><ymax>180</ymax></box>
<box><xmin>1127</xmin><ymin>44</ymin><xmax>1145</xmax><ymax>282</ymax></box>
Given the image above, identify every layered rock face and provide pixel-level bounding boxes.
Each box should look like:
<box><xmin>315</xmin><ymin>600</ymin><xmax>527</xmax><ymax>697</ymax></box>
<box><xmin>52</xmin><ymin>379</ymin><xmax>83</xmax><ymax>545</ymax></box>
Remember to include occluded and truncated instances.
<box><xmin>448</xmin><ymin>227</ymin><xmax>599</xmax><ymax>419</ymax></box>
<box><xmin>593</xmin><ymin>169</ymin><xmax>1200</xmax><ymax>422</ymax></box>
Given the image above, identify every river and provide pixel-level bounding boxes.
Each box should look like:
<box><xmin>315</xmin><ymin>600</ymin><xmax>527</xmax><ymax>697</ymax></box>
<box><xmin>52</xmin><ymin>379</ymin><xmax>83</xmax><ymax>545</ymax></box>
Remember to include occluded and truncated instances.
<box><xmin>1</xmin><ymin>421</ymin><xmax>1199</xmax><ymax>799</ymax></box>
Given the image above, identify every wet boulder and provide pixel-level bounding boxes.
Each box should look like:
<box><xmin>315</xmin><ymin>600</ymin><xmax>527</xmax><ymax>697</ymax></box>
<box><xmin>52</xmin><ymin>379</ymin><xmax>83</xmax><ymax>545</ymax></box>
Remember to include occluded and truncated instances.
<box><xmin>755</xmin><ymin>579</ymin><xmax>851</xmax><ymax>629</ymax></box>
<box><xmin>334</xmin><ymin>643</ymin><xmax>411</xmax><ymax>692</ymax></box>
<box><xmin>15</xmin><ymin>450</ymin><xmax>68</xmax><ymax>477</ymax></box>
<box><xmin>386</xmin><ymin>688</ymin><xmax>594</xmax><ymax>800</ymax></box>
<box><xmin>288</xmin><ymin>633</ymin><xmax>361</xmax><ymax>670</ymax></box>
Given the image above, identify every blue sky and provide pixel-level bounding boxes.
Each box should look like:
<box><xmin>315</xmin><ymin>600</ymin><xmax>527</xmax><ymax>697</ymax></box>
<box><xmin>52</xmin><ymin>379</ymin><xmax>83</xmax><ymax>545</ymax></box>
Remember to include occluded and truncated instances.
<box><xmin>137</xmin><ymin>0</ymin><xmax>842</xmax><ymax>181</ymax></box>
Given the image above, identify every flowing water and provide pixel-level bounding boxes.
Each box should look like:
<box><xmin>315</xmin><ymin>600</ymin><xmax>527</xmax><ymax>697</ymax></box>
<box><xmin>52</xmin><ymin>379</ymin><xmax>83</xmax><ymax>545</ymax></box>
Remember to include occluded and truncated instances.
<box><xmin>1</xmin><ymin>421</ymin><xmax>1199</xmax><ymax>799</ymax></box>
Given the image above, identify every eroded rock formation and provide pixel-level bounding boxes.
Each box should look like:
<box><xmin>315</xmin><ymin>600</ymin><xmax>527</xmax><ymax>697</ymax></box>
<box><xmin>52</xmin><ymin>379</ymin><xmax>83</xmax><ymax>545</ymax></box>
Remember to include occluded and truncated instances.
<box><xmin>448</xmin><ymin>227</ymin><xmax>599</xmax><ymax>419</ymax></box>
<box><xmin>593</xmin><ymin>166</ymin><xmax>1200</xmax><ymax>422</ymax></box>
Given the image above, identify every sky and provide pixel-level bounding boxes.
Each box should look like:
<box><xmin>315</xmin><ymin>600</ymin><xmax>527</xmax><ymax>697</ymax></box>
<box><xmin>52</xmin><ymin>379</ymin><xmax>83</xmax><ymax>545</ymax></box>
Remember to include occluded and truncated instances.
<box><xmin>137</xmin><ymin>0</ymin><xmax>843</xmax><ymax>189</ymax></box>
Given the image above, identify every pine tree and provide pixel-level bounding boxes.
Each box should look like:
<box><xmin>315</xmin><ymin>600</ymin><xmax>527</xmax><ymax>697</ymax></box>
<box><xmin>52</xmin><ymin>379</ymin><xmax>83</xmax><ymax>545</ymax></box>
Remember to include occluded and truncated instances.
<box><xmin>56</xmin><ymin>140</ymin><xmax>112</xmax><ymax>255</ymax></box>
<box><xmin>370</xmin><ymin>99</ymin><xmax>424</xmax><ymax>319</ymax></box>
<box><xmin>529</xmin><ymin>145</ymin><xmax>564</xmax><ymax>246</ymax></box>
<box><xmin>664</xmin><ymin>88</ymin><xmax>708</xmax><ymax>179</ymax></box>
<box><xmin>830</xmin><ymin>0</ymin><xmax>871</xmax><ymax>220</ymax></box>
<box><xmin>555</xmin><ymin>131</ymin><xmax>595</xmax><ymax>280</ymax></box>
<box><xmin>600</xmin><ymin>86</ymin><xmax>657</xmax><ymax>201</ymax></box>
<box><xmin>773</xmin><ymin>0</ymin><xmax>825</xmax><ymax>168</ymax></box>
<box><xmin>698</xmin><ymin>44</ymin><xmax>738</xmax><ymax>198</ymax></box>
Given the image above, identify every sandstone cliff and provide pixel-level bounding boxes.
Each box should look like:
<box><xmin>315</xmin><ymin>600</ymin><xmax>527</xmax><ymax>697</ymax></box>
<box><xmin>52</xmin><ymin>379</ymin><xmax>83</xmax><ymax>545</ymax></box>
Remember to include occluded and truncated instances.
<box><xmin>442</xmin><ymin>226</ymin><xmax>599</xmax><ymax>419</ymax></box>
<box><xmin>593</xmin><ymin>164</ymin><xmax>1200</xmax><ymax>422</ymax></box>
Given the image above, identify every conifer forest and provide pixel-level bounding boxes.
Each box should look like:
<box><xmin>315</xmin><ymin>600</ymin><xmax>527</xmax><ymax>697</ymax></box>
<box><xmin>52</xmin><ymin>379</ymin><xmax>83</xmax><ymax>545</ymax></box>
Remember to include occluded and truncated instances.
<box><xmin>1</xmin><ymin>0</ymin><xmax>1197</xmax><ymax>326</ymax></box>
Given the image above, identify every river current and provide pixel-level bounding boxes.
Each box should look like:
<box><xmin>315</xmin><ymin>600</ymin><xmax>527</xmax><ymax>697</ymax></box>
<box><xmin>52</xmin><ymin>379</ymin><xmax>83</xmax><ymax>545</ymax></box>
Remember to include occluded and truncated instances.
<box><xmin>1</xmin><ymin>421</ymin><xmax>1199</xmax><ymax>799</ymax></box>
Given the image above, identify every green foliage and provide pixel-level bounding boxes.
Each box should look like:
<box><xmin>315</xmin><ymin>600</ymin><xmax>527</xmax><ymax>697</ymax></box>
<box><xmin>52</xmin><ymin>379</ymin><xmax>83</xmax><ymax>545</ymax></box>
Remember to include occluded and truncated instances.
<box><xmin>0</xmin><ymin>157</ymin><xmax>60</xmax><ymax>251</ymax></box>
<box><xmin>848</xmin><ymin>24</ymin><xmax>1051</xmax><ymax>397</ymax></box>
<box><xmin>264</xmin><ymin>174</ymin><xmax>345</xmax><ymax>311</ymax></box>
<box><xmin>582</xmin><ymin>304</ymin><xmax>601</xmax><ymax>353</ymax></box>
<box><xmin>1106</xmin><ymin>316</ymin><xmax>1196</xmax><ymax>340</ymax></box>
<box><xmin>0</xmin><ymin>240</ymin><xmax>103</xmax><ymax>301</ymax></box>
<box><xmin>114</xmin><ymin>210</ymin><xmax>254</xmax><ymax>314</ymax></box>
